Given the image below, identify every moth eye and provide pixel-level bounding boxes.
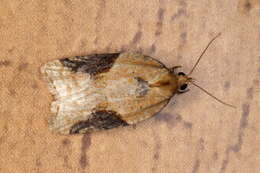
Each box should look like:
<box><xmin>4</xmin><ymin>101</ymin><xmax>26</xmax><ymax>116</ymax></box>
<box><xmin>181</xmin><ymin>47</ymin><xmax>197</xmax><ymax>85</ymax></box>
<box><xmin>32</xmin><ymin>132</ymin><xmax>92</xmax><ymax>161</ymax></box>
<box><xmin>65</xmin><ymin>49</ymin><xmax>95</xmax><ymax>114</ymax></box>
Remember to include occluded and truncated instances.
<box><xmin>178</xmin><ymin>72</ymin><xmax>186</xmax><ymax>76</ymax></box>
<box><xmin>180</xmin><ymin>83</ymin><xmax>187</xmax><ymax>90</ymax></box>
<box><xmin>178</xmin><ymin>83</ymin><xmax>188</xmax><ymax>93</ymax></box>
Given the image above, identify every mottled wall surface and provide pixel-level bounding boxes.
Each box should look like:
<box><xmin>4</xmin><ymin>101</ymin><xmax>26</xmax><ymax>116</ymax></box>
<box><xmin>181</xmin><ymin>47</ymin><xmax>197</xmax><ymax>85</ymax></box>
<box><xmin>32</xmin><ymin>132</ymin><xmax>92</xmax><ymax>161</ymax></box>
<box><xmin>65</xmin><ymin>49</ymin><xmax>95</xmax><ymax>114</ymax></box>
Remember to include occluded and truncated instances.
<box><xmin>0</xmin><ymin>0</ymin><xmax>259</xmax><ymax>173</ymax></box>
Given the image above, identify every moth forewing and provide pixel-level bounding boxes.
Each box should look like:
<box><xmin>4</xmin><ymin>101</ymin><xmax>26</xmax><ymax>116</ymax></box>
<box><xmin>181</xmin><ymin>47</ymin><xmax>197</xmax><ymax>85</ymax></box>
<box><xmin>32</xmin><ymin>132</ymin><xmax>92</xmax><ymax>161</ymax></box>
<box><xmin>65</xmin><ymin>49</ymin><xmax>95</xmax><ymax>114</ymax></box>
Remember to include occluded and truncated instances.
<box><xmin>42</xmin><ymin>34</ymin><xmax>234</xmax><ymax>135</ymax></box>
<box><xmin>41</xmin><ymin>53</ymin><xmax>178</xmax><ymax>134</ymax></box>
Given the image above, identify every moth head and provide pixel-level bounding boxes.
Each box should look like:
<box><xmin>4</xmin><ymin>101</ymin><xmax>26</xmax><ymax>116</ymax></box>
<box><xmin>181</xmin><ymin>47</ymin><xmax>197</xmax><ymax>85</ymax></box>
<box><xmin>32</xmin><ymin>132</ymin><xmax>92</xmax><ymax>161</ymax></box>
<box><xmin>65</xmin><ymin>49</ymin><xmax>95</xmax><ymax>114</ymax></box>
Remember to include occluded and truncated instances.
<box><xmin>170</xmin><ymin>33</ymin><xmax>222</xmax><ymax>94</ymax></box>
<box><xmin>169</xmin><ymin>67</ymin><xmax>192</xmax><ymax>93</ymax></box>
<box><xmin>169</xmin><ymin>33</ymin><xmax>235</xmax><ymax>108</ymax></box>
<box><xmin>176</xmin><ymin>72</ymin><xmax>192</xmax><ymax>93</ymax></box>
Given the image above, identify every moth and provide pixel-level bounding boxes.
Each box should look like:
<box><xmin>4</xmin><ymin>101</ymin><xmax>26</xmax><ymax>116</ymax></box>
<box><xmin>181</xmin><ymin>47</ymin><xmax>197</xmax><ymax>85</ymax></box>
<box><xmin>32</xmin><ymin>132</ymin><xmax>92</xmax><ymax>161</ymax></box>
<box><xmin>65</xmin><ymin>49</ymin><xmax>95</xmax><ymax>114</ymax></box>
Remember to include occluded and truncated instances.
<box><xmin>41</xmin><ymin>33</ymin><xmax>234</xmax><ymax>135</ymax></box>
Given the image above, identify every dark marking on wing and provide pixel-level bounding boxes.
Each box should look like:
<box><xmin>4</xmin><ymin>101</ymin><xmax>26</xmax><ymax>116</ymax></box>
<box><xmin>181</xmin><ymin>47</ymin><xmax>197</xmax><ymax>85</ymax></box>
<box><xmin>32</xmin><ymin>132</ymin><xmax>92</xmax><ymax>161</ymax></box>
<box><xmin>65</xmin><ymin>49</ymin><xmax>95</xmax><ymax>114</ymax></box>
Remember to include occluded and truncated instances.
<box><xmin>60</xmin><ymin>53</ymin><xmax>120</xmax><ymax>75</ymax></box>
<box><xmin>70</xmin><ymin>110</ymin><xmax>128</xmax><ymax>134</ymax></box>
<box><xmin>70</xmin><ymin>122</ymin><xmax>90</xmax><ymax>134</ymax></box>
<box><xmin>135</xmin><ymin>77</ymin><xmax>149</xmax><ymax>97</ymax></box>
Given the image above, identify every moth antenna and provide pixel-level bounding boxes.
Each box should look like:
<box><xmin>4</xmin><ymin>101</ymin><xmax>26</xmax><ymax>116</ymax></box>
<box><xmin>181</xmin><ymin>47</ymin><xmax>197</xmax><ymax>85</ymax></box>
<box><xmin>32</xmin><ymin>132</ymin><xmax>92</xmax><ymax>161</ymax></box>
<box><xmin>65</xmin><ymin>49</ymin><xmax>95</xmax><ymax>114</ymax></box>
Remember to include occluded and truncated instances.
<box><xmin>188</xmin><ymin>33</ymin><xmax>221</xmax><ymax>75</ymax></box>
<box><xmin>190</xmin><ymin>81</ymin><xmax>236</xmax><ymax>108</ymax></box>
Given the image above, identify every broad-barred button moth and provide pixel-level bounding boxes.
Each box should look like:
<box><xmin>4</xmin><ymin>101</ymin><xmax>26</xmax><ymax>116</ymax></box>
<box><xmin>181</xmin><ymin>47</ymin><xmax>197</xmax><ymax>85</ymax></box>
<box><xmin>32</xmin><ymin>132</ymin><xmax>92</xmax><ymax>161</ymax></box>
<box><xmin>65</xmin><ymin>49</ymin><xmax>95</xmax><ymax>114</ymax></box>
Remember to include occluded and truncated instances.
<box><xmin>41</xmin><ymin>34</ymin><xmax>234</xmax><ymax>135</ymax></box>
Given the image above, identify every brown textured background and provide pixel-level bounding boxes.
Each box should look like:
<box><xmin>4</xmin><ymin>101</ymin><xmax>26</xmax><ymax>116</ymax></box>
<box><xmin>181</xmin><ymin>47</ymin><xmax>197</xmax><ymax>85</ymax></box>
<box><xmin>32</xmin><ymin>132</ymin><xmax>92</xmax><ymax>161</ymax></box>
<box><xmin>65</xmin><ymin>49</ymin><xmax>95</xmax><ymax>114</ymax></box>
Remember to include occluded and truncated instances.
<box><xmin>0</xmin><ymin>0</ymin><xmax>260</xmax><ymax>173</ymax></box>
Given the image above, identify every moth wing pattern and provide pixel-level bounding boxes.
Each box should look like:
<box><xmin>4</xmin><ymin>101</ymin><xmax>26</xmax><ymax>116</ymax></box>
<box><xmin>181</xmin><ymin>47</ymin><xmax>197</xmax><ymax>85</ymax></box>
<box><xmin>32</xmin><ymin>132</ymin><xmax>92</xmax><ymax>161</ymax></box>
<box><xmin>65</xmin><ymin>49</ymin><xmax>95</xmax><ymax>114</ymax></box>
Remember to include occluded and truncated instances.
<box><xmin>42</xmin><ymin>53</ymin><xmax>178</xmax><ymax>134</ymax></box>
<box><xmin>41</xmin><ymin>57</ymin><xmax>105</xmax><ymax>134</ymax></box>
<box><xmin>101</xmin><ymin>53</ymin><xmax>177</xmax><ymax>124</ymax></box>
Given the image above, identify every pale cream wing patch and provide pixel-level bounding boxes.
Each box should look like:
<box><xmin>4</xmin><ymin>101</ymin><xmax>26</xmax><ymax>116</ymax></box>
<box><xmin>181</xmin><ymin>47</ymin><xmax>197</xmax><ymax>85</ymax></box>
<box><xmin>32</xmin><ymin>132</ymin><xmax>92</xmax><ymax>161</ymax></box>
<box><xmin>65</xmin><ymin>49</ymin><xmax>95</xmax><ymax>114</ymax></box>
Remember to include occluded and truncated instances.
<box><xmin>41</xmin><ymin>60</ymin><xmax>92</xmax><ymax>99</ymax></box>
<box><xmin>41</xmin><ymin>60</ymin><xmax>105</xmax><ymax>134</ymax></box>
